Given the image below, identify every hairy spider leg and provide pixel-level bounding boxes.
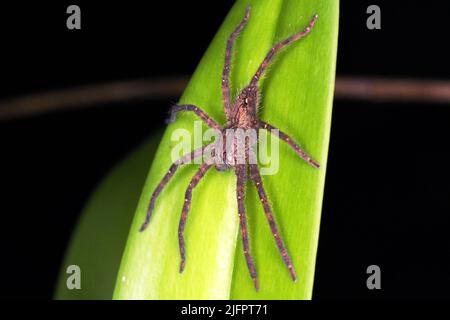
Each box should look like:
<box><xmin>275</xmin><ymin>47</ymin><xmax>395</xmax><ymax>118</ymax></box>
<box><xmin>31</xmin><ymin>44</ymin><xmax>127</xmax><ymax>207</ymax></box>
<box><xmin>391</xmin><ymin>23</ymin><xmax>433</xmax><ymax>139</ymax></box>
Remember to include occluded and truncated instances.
<box><xmin>259</xmin><ymin>121</ymin><xmax>320</xmax><ymax>168</ymax></box>
<box><xmin>236</xmin><ymin>164</ymin><xmax>259</xmax><ymax>291</ymax></box>
<box><xmin>222</xmin><ymin>6</ymin><xmax>251</xmax><ymax>119</ymax></box>
<box><xmin>178</xmin><ymin>162</ymin><xmax>213</xmax><ymax>273</ymax></box>
<box><xmin>139</xmin><ymin>144</ymin><xmax>212</xmax><ymax>232</ymax></box>
<box><xmin>167</xmin><ymin>104</ymin><xmax>221</xmax><ymax>130</ymax></box>
<box><xmin>250</xmin><ymin>14</ymin><xmax>319</xmax><ymax>87</ymax></box>
<box><xmin>249</xmin><ymin>164</ymin><xmax>297</xmax><ymax>282</ymax></box>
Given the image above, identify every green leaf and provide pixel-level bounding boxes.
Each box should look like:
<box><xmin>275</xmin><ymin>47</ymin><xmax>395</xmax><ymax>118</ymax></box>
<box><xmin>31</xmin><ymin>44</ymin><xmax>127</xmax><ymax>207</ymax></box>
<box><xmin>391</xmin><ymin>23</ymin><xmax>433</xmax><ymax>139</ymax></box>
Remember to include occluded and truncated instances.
<box><xmin>114</xmin><ymin>0</ymin><xmax>338</xmax><ymax>299</ymax></box>
<box><xmin>54</xmin><ymin>134</ymin><xmax>162</xmax><ymax>299</ymax></box>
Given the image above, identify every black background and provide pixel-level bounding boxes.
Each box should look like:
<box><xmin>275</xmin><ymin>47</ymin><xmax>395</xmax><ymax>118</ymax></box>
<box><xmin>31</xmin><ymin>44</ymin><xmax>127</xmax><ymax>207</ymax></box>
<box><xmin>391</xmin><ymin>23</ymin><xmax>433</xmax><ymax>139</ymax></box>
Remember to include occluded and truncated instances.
<box><xmin>0</xmin><ymin>1</ymin><xmax>449</xmax><ymax>300</ymax></box>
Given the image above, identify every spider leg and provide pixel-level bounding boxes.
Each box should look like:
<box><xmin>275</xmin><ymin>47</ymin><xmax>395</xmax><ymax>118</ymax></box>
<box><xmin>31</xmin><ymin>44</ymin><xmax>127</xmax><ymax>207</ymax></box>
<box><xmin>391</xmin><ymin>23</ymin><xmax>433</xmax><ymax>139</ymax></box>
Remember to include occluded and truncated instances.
<box><xmin>236</xmin><ymin>164</ymin><xmax>259</xmax><ymax>291</ymax></box>
<box><xmin>250</xmin><ymin>14</ymin><xmax>318</xmax><ymax>87</ymax></box>
<box><xmin>222</xmin><ymin>6</ymin><xmax>251</xmax><ymax>119</ymax></box>
<box><xmin>167</xmin><ymin>104</ymin><xmax>222</xmax><ymax>130</ymax></box>
<box><xmin>249</xmin><ymin>164</ymin><xmax>297</xmax><ymax>282</ymax></box>
<box><xmin>139</xmin><ymin>144</ymin><xmax>212</xmax><ymax>232</ymax></box>
<box><xmin>178</xmin><ymin>162</ymin><xmax>212</xmax><ymax>273</ymax></box>
<box><xmin>259</xmin><ymin>121</ymin><xmax>320</xmax><ymax>169</ymax></box>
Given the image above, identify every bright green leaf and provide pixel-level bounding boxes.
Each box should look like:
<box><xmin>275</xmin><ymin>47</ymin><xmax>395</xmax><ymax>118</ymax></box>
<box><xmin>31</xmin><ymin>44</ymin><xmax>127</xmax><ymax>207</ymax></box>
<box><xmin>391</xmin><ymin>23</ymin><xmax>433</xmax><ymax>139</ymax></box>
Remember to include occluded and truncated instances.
<box><xmin>114</xmin><ymin>0</ymin><xmax>338</xmax><ymax>299</ymax></box>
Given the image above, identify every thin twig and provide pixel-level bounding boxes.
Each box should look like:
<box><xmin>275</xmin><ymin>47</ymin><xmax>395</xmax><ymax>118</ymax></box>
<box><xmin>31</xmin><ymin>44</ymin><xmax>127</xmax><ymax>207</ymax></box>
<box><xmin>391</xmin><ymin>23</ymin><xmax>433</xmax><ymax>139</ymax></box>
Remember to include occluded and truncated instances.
<box><xmin>335</xmin><ymin>77</ymin><xmax>450</xmax><ymax>103</ymax></box>
<box><xmin>1</xmin><ymin>76</ymin><xmax>450</xmax><ymax>121</ymax></box>
<box><xmin>0</xmin><ymin>77</ymin><xmax>187</xmax><ymax>121</ymax></box>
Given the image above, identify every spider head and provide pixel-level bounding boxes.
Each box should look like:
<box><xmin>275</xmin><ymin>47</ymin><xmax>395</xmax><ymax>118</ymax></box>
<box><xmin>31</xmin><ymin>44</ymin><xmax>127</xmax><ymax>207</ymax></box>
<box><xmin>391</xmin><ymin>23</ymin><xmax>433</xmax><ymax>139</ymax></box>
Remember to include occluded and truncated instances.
<box><xmin>231</xmin><ymin>86</ymin><xmax>260</xmax><ymax>128</ymax></box>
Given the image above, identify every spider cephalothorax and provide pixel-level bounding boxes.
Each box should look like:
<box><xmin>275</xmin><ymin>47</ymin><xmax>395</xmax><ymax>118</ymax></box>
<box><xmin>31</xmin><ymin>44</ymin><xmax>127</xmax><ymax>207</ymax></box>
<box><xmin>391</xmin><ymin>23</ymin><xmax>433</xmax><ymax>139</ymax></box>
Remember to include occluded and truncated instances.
<box><xmin>140</xmin><ymin>7</ymin><xmax>319</xmax><ymax>291</ymax></box>
<box><xmin>228</xmin><ymin>85</ymin><xmax>260</xmax><ymax>129</ymax></box>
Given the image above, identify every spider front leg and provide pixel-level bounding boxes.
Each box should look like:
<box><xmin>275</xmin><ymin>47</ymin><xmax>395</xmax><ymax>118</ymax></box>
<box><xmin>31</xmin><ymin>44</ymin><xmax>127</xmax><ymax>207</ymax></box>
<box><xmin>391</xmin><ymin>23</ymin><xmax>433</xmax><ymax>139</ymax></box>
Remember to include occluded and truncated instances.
<box><xmin>167</xmin><ymin>104</ymin><xmax>221</xmax><ymax>130</ymax></box>
<box><xmin>178</xmin><ymin>162</ymin><xmax>212</xmax><ymax>273</ymax></box>
<box><xmin>250</xmin><ymin>14</ymin><xmax>318</xmax><ymax>86</ymax></box>
<box><xmin>139</xmin><ymin>144</ymin><xmax>211</xmax><ymax>232</ymax></box>
<box><xmin>222</xmin><ymin>6</ymin><xmax>250</xmax><ymax>119</ymax></box>
<box><xmin>249</xmin><ymin>164</ymin><xmax>297</xmax><ymax>282</ymax></box>
<box><xmin>236</xmin><ymin>164</ymin><xmax>259</xmax><ymax>291</ymax></box>
<box><xmin>259</xmin><ymin>121</ymin><xmax>320</xmax><ymax>168</ymax></box>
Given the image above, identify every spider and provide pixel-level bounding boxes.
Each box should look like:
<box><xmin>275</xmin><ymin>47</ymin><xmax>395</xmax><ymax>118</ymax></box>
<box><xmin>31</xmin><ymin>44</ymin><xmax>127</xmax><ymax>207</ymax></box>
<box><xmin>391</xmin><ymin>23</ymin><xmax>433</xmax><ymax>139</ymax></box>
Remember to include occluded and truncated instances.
<box><xmin>139</xmin><ymin>7</ymin><xmax>320</xmax><ymax>291</ymax></box>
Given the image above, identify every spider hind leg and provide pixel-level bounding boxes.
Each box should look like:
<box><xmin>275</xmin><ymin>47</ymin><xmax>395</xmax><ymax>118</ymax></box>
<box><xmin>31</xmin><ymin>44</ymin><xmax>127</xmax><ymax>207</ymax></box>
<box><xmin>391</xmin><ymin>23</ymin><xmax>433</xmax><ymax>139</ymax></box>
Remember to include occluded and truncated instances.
<box><xmin>178</xmin><ymin>163</ymin><xmax>212</xmax><ymax>273</ymax></box>
<box><xmin>236</xmin><ymin>164</ymin><xmax>259</xmax><ymax>291</ymax></box>
<box><xmin>139</xmin><ymin>145</ymin><xmax>211</xmax><ymax>232</ymax></box>
<box><xmin>249</xmin><ymin>164</ymin><xmax>297</xmax><ymax>282</ymax></box>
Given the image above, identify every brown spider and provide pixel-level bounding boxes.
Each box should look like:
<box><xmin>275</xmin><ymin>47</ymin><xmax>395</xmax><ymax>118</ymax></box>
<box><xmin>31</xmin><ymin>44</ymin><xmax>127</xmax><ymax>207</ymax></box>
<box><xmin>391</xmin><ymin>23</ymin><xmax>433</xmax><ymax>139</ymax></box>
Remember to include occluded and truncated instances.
<box><xmin>139</xmin><ymin>7</ymin><xmax>320</xmax><ymax>291</ymax></box>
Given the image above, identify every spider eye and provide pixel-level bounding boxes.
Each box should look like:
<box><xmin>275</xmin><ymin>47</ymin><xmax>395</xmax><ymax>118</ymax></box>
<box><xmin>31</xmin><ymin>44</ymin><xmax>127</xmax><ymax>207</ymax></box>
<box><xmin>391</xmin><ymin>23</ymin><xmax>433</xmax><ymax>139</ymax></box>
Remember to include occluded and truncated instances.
<box><xmin>245</xmin><ymin>98</ymin><xmax>249</xmax><ymax>104</ymax></box>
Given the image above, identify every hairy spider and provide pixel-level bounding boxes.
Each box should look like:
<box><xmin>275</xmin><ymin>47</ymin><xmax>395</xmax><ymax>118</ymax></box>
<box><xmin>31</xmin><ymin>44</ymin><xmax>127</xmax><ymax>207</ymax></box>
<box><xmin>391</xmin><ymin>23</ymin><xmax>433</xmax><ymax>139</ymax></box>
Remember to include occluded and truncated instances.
<box><xmin>139</xmin><ymin>7</ymin><xmax>320</xmax><ymax>291</ymax></box>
